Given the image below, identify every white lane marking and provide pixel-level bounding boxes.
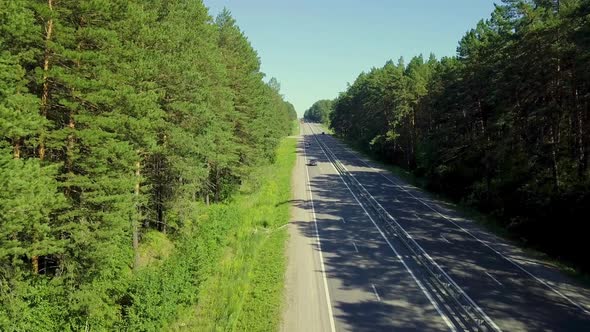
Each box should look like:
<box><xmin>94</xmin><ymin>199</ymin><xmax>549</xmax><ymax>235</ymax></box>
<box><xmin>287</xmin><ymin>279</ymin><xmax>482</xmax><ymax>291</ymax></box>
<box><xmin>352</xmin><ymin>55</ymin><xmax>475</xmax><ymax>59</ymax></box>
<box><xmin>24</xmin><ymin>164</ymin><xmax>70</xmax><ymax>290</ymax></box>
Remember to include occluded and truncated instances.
<box><xmin>414</xmin><ymin>213</ymin><xmax>422</xmax><ymax>220</ymax></box>
<box><xmin>310</xmin><ymin>126</ymin><xmax>456</xmax><ymax>332</ymax></box>
<box><xmin>441</xmin><ymin>235</ymin><xmax>451</xmax><ymax>244</ymax></box>
<box><xmin>371</xmin><ymin>284</ymin><xmax>381</xmax><ymax>302</ymax></box>
<box><xmin>324</xmin><ymin>134</ymin><xmax>590</xmax><ymax>315</ymax></box>
<box><xmin>485</xmin><ymin>272</ymin><xmax>503</xmax><ymax>287</ymax></box>
<box><xmin>341</xmin><ymin>217</ymin><xmax>346</xmax><ymax>224</ymax></box>
<box><xmin>352</xmin><ymin>241</ymin><xmax>359</xmax><ymax>253</ymax></box>
<box><xmin>303</xmin><ymin>136</ymin><xmax>337</xmax><ymax>332</ymax></box>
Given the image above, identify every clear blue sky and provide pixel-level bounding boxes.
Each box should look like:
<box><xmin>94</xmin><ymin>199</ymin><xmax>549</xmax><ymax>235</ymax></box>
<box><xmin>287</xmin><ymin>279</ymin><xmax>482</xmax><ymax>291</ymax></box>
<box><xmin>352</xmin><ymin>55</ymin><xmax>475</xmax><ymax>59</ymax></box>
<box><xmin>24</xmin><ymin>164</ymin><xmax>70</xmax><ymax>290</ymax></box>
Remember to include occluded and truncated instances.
<box><xmin>203</xmin><ymin>0</ymin><xmax>498</xmax><ymax>116</ymax></box>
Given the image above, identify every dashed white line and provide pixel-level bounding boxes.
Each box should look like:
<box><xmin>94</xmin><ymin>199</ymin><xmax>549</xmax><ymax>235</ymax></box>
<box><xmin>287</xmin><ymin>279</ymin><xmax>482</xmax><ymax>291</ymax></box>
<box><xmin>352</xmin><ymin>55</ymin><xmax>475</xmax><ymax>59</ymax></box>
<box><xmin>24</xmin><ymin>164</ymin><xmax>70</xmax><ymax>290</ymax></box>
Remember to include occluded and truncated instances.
<box><xmin>341</xmin><ymin>217</ymin><xmax>346</xmax><ymax>223</ymax></box>
<box><xmin>441</xmin><ymin>235</ymin><xmax>451</xmax><ymax>244</ymax></box>
<box><xmin>485</xmin><ymin>272</ymin><xmax>503</xmax><ymax>286</ymax></box>
<box><xmin>371</xmin><ymin>284</ymin><xmax>381</xmax><ymax>302</ymax></box>
<box><xmin>352</xmin><ymin>241</ymin><xmax>359</xmax><ymax>253</ymax></box>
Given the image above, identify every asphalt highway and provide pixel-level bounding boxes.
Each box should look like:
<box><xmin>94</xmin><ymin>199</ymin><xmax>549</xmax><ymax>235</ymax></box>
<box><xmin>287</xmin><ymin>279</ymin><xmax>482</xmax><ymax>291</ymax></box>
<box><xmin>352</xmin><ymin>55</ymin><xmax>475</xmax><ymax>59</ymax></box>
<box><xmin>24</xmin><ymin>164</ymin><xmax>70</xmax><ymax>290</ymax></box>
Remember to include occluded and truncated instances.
<box><xmin>282</xmin><ymin>123</ymin><xmax>590</xmax><ymax>331</ymax></box>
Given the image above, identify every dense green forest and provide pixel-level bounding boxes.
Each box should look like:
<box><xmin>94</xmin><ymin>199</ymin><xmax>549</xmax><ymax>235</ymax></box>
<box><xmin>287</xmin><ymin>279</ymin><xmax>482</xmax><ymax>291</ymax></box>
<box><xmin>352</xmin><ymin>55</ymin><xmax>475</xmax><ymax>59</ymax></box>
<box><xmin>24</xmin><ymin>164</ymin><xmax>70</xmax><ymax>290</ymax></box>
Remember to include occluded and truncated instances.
<box><xmin>303</xmin><ymin>99</ymin><xmax>332</xmax><ymax>124</ymax></box>
<box><xmin>327</xmin><ymin>0</ymin><xmax>590</xmax><ymax>270</ymax></box>
<box><xmin>0</xmin><ymin>0</ymin><xmax>295</xmax><ymax>330</ymax></box>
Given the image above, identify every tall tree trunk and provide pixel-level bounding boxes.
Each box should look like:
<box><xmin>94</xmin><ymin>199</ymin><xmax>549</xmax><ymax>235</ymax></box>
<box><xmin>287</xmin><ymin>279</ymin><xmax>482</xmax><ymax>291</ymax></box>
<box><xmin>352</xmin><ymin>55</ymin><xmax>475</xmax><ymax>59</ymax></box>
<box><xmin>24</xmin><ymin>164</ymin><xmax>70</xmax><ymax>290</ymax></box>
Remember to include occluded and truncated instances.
<box><xmin>39</xmin><ymin>0</ymin><xmax>54</xmax><ymax>161</ymax></box>
<box><xmin>156</xmin><ymin>156</ymin><xmax>162</xmax><ymax>230</ymax></box>
<box><xmin>574</xmin><ymin>85</ymin><xmax>587</xmax><ymax>177</ymax></box>
<box><xmin>477</xmin><ymin>96</ymin><xmax>493</xmax><ymax>199</ymax></box>
<box><xmin>33</xmin><ymin>0</ymin><xmax>54</xmax><ymax>275</ymax></box>
<box><xmin>549</xmin><ymin>124</ymin><xmax>560</xmax><ymax>191</ymax></box>
<box><xmin>551</xmin><ymin>11</ymin><xmax>562</xmax><ymax>193</ymax></box>
<box><xmin>32</xmin><ymin>255</ymin><xmax>39</xmax><ymax>275</ymax></box>
<box><xmin>477</xmin><ymin>98</ymin><xmax>487</xmax><ymax>138</ymax></box>
<box><xmin>64</xmin><ymin>90</ymin><xmax>76</xmax><ymax>198</ymax></box>
<box><xmin>12</xmin><ymin>139</ymin><xmax>39</xmax><ymax>273</ymax></box>
<box><xmin>214</xmin><ymin>166</ymin><xmax>220</xmax><ymax>203</ymax></box>
<box><xmin>206</xmin><ymin>161</ymin><xmax>211</xmax><ymax>206</ymax></box>
<box><xmin>578</xmin><ymin>107</ymin><xmax>586</xmax><ymax>176</ymax></box>
<box><xmin>13</xmin><ymin>139</ymin><xmax>21</xmax><ymax>159</ymax></box>
<box><xmin>133</xmin><ymin>159</ymin><xmax>141</xmax><ymax>270</ymax></box>
<box><xmin>66</xmin><ymin>115</ymin><xmax>75</xmax><ymax>172</ymax></box>
<box><xmin>66</xmin><ymin>38</ymin><xmax>82</xmax><ymax>183</ymax></box>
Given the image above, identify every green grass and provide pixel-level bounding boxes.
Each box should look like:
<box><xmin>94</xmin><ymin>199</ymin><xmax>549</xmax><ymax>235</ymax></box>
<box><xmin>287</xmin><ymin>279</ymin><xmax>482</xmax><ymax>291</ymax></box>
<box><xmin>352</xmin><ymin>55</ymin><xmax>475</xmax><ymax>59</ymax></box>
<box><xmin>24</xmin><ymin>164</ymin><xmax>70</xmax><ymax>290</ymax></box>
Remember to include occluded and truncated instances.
<box><xmin>166</xmin><ymin>137</ymin><xmax>297</xmax><ymax>331</ymax></box>
<box><xmin>137</xmin><ymin>230</ymin><xmax>175</xmax><ymax>269</ymax></box>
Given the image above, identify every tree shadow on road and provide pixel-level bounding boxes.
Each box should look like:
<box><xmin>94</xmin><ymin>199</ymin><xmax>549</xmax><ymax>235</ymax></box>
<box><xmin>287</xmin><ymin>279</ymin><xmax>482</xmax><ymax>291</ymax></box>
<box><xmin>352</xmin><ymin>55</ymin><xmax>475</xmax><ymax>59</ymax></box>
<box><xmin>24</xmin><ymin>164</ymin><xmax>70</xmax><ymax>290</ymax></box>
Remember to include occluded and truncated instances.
<box><xmin>291</xmin><ymin>136</ymin><xmax>590</xmax><ymax>331</ymax></box>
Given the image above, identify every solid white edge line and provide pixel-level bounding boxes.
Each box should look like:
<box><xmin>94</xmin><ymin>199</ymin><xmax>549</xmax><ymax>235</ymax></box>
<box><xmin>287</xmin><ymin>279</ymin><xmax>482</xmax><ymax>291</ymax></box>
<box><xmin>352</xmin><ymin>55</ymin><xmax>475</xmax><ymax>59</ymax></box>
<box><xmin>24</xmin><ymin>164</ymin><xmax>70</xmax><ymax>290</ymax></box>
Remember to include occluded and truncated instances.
<box><xmin>310</xmin><ymin>125</ymin><xmax>456</xmax><ymax>332</ymax></box>
<box><xmin>485</xmin><ymin>272</ymin><xmax>503</xmax><ymax>287</ymax></box>
<box><xmin>324</xmin><ymin>132</ymin><xmax>590</xmax><ymax>316</ymax></box>
<box><xmin>303</xmin><ymin>134</ymin><xmax>337</xmax><ymax>332</ymax></box>
<box><xmin>371</xmin><ymin>284</ymin><xmax>382</xmax><ymax>302</ymax></box>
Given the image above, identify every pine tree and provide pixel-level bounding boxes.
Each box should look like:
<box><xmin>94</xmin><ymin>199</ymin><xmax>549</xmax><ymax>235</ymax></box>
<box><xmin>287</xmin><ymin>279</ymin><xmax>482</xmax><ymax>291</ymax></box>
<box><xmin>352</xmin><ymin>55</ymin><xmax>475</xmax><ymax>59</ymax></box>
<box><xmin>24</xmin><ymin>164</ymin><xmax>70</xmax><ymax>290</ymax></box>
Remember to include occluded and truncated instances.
<box><xmin>1</xmin><ymin>0</ymin><xmax>302</xmax><ymax>329</ymax></box>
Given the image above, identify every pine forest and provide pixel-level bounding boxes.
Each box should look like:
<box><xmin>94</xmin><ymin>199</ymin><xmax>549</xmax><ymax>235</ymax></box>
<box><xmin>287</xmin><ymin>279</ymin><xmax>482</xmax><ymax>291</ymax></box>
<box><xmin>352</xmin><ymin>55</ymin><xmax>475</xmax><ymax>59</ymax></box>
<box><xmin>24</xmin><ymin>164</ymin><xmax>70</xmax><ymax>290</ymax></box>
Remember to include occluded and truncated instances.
<box><xmin>0</xmin><ymin>0</ymin><xmax>296</xmax><ymax>330</ymax></box>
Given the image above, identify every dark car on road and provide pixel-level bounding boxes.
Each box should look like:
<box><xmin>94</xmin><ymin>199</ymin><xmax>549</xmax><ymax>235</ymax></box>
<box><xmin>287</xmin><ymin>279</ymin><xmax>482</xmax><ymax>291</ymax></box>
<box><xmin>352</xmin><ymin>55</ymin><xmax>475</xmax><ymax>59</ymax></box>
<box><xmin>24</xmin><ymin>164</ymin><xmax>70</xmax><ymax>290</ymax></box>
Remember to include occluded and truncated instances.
<box><xmin>307</xmin><ymin>159</ymin><xmax>318</xmax><ymax>166</ymax></box>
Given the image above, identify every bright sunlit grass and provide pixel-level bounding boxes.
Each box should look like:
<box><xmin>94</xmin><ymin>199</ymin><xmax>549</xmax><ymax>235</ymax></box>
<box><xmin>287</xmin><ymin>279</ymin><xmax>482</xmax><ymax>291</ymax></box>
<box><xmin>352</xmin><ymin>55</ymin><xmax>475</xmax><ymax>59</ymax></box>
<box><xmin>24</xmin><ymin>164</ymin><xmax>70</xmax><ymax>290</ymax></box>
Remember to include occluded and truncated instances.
<box><xmin>167</xmin><ymin>137</ymin><xmax>296</xmax><ymax>331</ymax></box>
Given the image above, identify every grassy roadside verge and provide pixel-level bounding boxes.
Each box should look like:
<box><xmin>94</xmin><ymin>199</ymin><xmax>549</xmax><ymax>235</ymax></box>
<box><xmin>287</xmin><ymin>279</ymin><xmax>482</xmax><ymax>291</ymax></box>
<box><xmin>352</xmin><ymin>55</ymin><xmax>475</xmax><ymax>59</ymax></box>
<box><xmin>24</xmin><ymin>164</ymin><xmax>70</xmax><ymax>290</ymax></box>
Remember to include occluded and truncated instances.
<box><xmin>166</xmin><ymin>137</ymin><xmax>297</xmax><ymax>331</ymax></box>
<box><xmin>318</xmin><ymin>124</ymin><xmax>590</xmax><ymax>283</ymax></box>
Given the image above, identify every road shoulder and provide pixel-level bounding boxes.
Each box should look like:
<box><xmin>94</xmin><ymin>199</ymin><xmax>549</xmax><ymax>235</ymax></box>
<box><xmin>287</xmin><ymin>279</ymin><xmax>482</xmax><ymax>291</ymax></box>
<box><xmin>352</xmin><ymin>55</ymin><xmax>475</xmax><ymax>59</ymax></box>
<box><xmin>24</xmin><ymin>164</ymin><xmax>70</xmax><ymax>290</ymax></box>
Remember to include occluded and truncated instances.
<box><xmin>281</xmin><ymin>134</ymin><xmax>331</xmax><ymax>332</ymax></box>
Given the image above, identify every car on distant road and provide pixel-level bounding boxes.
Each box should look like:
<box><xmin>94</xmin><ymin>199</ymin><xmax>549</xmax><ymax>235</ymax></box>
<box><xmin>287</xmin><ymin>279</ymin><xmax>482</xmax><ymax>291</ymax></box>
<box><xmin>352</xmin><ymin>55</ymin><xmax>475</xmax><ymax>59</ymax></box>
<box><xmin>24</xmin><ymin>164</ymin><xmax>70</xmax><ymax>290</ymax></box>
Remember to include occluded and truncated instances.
<box><xmin>321</xmin><ymin>132</ymin><xmax>325</xmax><ymax>135</ymax></box>
<box><xmin>307</xmin><ymin>159</ymin><xmax>318</xmax><ymax>166</ymax></box>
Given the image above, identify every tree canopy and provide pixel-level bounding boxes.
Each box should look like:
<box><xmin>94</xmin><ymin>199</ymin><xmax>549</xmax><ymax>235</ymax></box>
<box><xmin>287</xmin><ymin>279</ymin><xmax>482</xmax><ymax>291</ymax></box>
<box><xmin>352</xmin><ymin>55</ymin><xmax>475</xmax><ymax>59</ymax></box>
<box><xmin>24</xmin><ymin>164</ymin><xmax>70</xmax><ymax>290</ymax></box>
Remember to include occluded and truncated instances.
<box><xmin>303</xmin><ymin>99</ymin><xmax>333</xmax><ymax>124</ymax></box>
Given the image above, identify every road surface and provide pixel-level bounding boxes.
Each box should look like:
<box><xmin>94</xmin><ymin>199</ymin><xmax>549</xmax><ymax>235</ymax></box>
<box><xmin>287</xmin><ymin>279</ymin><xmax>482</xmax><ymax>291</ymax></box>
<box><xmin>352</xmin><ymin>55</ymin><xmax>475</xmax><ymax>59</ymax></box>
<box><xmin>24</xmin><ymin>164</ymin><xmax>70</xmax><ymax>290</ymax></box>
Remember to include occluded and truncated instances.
<box><xmin>282</xmin><ymin>122</ymin><xmax>590</xmax><ymax>331</ymax></box>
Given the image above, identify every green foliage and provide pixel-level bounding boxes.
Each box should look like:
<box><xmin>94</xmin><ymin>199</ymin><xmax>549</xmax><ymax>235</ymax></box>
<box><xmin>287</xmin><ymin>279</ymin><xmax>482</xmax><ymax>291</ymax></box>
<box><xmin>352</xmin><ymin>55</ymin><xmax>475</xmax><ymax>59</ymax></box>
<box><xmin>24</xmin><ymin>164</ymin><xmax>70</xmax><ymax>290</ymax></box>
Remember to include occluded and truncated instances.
<box><xmin>122</xmin><ymin>236</ymin><xmax>202</xmax><ymax>331</ymax></box>
<box><xmin>0</xmin><ymin>146</ymin><xmax>65</xmax><ymax>264</ymax></box>
<box><xmin>137</xmin><ymin>230</ymin><xmax>175</xmax><ymax>268</ymax></box>
<box><xmin>167</xmin><ymin>138</ymin><xmax>296</xmax><ymax>331</ymax></box>
<box><xmin>0</xmin><ymin>0</ymin><xmax>294</xmax><ymax>330</ymax></box>
<box><xmin>329</xmin><ymin>0</ymin><xmax>590</xmax><ymax>271</ymax></box>
<box><xmin>303</xmin><ymin>99</ymin><xmax>333</xmax><ymax>124</ymax></box>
